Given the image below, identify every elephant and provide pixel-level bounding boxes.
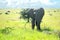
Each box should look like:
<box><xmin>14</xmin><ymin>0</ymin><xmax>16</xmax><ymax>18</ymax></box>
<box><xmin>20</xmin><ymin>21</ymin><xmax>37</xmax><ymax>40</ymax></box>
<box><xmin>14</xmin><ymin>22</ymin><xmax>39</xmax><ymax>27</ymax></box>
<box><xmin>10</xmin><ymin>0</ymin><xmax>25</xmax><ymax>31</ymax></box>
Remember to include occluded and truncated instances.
<box><xmin>21</xmin><ymin>8</ymin><xmax>45</xmax><ymax>31</ymax></box>
<box><xmin>31</xmin><ymin>8</ymin><xmax>45</xmax><ymax>31</ymax></box>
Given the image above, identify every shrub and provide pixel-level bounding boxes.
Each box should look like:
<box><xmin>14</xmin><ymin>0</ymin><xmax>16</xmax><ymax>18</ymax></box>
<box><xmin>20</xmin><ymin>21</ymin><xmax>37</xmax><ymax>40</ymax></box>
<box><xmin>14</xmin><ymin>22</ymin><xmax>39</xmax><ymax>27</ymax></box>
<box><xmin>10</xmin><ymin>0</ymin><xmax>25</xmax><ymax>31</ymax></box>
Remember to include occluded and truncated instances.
<box><xmin>1</xmin><ymin>27</ymin><xmax>14</xmax><ymax>34</ymax></box>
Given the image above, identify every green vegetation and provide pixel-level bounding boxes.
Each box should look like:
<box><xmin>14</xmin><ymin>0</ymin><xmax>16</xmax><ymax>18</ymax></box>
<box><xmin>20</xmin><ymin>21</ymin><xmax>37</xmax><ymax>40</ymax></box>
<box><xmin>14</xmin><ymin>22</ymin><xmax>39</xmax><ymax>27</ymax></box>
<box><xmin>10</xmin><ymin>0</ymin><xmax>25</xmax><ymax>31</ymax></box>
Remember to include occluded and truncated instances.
<box><xmin>0</xmin><ymin>8</ymin><xmax>60</xmax><ymax>40</ymax></box>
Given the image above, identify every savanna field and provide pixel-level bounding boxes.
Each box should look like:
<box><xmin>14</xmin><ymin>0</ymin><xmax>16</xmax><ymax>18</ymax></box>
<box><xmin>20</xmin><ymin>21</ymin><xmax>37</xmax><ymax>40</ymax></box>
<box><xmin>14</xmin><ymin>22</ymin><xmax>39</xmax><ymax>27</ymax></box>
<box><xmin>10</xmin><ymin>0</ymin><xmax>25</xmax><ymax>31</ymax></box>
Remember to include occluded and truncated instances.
<box><xmin>0</xmin><ymin>8</ymin><xmax>60</xmax><ymax>40</ymax></box>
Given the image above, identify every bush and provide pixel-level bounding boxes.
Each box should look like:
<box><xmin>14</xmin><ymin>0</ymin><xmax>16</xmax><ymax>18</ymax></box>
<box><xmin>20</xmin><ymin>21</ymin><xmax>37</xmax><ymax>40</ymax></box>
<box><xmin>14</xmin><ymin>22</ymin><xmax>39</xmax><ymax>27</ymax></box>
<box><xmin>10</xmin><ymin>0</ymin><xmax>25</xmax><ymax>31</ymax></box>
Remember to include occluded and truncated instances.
<box><xmin>1</xmin><ymin>27</ymin><xmax>14</xmax><ymax>34</ymax></box>
<box><xmin>0</xmin><ymin>13</ymin><xmax>2</xmax><ymax>15</ymax></box>
<box><xmin>5</xmin><ymin>11</ymin><xmax>10</xmax><ymax>15</ymax></box>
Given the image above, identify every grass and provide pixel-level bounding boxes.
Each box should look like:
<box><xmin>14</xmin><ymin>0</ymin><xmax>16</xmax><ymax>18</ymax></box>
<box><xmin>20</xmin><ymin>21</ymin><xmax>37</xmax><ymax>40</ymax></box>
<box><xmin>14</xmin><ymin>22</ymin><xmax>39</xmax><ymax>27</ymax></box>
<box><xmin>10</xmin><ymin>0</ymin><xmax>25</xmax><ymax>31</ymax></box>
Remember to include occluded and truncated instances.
<box><xmin>0</xmin><ymin>27</ymin><xmax>59</xmax><ymax>40</ymax></box>
<box><xmin>0</xmin><ymin>8</ymin><xmax>60</xmax><ymax>40</ymax></box>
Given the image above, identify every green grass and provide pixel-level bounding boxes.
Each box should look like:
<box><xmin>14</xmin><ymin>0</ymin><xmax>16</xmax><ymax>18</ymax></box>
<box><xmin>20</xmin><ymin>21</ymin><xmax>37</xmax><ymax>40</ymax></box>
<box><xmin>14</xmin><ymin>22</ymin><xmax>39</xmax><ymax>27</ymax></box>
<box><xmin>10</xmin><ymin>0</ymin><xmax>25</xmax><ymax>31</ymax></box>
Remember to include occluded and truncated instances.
<box><xmin>0</xmin><ymin>8</ymin><xmax>60</xmax><ymax>40</ymax></box>
<box><xmin>0</xmin><ymin>27</ymin><xmax>59</xmax><ymax>40</ymax></box>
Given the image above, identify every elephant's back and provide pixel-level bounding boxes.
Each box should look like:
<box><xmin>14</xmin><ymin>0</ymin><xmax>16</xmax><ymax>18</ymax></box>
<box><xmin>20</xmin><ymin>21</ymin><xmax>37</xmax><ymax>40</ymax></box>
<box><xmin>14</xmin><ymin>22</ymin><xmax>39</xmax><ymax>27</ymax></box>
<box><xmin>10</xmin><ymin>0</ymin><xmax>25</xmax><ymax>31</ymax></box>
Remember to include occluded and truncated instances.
<box><xmin>35</xmin><ymin>8</ymin><xmax>44</xmax><ymax>21</ymax></box>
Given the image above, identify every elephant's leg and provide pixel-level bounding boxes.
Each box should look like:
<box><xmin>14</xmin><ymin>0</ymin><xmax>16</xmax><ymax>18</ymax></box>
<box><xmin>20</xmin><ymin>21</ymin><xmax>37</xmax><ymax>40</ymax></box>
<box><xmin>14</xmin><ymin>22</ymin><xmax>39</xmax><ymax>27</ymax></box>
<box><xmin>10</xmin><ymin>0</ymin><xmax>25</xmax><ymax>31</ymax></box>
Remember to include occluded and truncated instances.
<box><xmin>36</xmin><ymin>20</ymin><xmax>41</xmax><ymax>31</ymax></box>
<box><xmin>32</xmin><ymin>19</ymin><xmax>35</xmax><ymax>30</ymax></box>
